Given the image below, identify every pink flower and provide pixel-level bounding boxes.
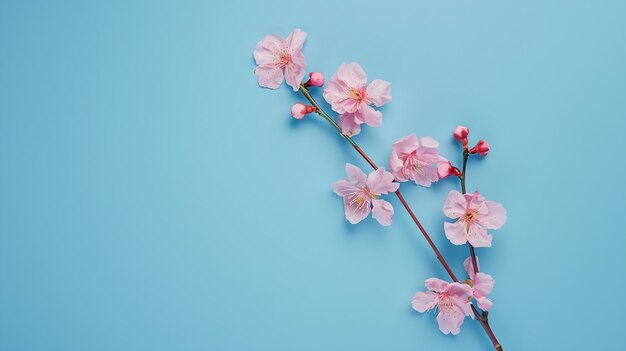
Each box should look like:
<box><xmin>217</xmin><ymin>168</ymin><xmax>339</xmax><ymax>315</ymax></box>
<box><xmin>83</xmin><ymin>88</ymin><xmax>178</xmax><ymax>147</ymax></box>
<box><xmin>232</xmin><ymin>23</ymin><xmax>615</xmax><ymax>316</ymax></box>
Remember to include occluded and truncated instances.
<box><xmin>333</xmin><ymin>163</ymin><xmax>399</xmax><ymax>226</ymax></box>
<box><xmin>411</xmin><ymin>278</ymin><xmax>474</xmax><ymax>335</ymax></box>
<box><xmin>253</xmin><ymin>28</ymin><xmax>307</xmax><ymax>91</ymax></box>
<box><xmin>470</xmin><ymin>140</ymin><xmax>490</xmax><ymax>156</ymax></box>
<box><xmin>389</xmin><ymin>134</ymin><xmax>445</xmax><ymax>187</ymax></box>
<box><xmin>291</xmin><ymin>103</ymin><xmax>316</xmax><ymax>120</ymax></box>
<box><xmin>443</xmin><ymin>190</ymin><xmax>507</xmax><ymax>247</ymax></box>
<box><xmin>453</xmin><ymin>126</ymin><xmax>469</xmax><ymax>150</ymax></box>
<box><xmin>436</xmin><ymin>161</ymin><xmax>461</xmax><ymax>179</ymax></box>
<box><xmin>305</xmin><ymin>72</ymin><xmax>324</xmax><ymax>87</ymax></box>
<box><xmin>463</xmin><ymin>257</ymin><xmax>495</xmax><ymax>311</ymax></box>
<box><xmin>323</xmin><ymin>63</ymin><xmax>391</xmax><ymax>136</ymax></box>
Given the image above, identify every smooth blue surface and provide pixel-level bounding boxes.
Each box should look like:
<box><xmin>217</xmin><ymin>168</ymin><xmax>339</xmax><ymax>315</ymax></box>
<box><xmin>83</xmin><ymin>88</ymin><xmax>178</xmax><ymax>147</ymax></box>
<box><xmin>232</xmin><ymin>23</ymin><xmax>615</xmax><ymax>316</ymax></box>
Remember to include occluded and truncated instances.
<box><xmin>1</xmin><ymin>1</ymin><xmax>625</xmax><ymax>350</ymax></box>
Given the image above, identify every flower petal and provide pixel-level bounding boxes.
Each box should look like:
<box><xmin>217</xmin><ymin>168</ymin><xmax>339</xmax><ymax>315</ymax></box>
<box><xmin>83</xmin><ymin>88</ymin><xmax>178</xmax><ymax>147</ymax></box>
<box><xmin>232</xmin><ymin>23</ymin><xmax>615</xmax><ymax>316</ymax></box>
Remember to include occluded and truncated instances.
<box><xmin>371</xmin><ymin>199</ymin><xmax>394</xmax><ymax>226</ymax></box>
<box><xmin>253</xmin><ymin>34</ymin><xmax>284</xmax><ymax>66</ymax></box>
<box><xmin>366</xmin><ymin>168</ymin><xmax>398</xmax><ymax>194</ymax></box>
<box><xmin>467</xmin><ymin>223</ymin><xmax>492</xmax><ymax>248</ymax></box>
<box><xmin>463</xmin><ymin>256</ymin><xmax>480</xmax><ymax>280</ymax></box>
<box><xmin>436</xmin><ymin>307</ymin><xmax>466</xmax><ymax>335</ymax></box>
<box><xmin>391</xmin><ymin>133</ymin><xmax>419</xmax><ymax>156</ymax></box>
<box><xmin>284</xmin><ymin>59</ymin><xmax>306</xmax><ymax>91</ymax></box>
<box><xmin>336</xmin><ymin>62</ymin><xmax>367</xmax><ymax>88</ymax></box>
<box><xmin>358</xmin><ymin>104</ymin><xmax>382</xmax><ymax>127</ymax></box>
<box><xmin>332</xmin><ymin>179</ymin><xmax>361</xmax><ymax>197</ymax></box>
<box><xmin>366</xmin><ymin>79</ymin><xmax>392</xmax><ymax>107</ymax></box>
<box><xmin>338</xmin><ymin>113</ymin><xmax>362</xmax><ymax>136</ymax></box>
<box><xmin>255</xmin><ymin>66</ymin><xmax>284</xmax><ymax>89</ymax></box>
<box><xmin>389</xmin><ymin>150</ymin><xmax>408</xmax><ymax>182</ymax></box>
<box><xmin>410</xmin><ymin>163</ymin><xmax>439</xmax><ymax>187</ymax></box>
<box><xmin>345</xmin><ymin>163</ymin><xmax>367</xmax><ymax>186</ymax></box>
<box><xmin>343</xmin><ymin>196</ymin><xmax>371</xmax><ymax>224</ymax></box>
<box><xmin>476</xmin><ymin>296</ymin><xmax>493</xmax><ymax>311</ymax></box>
<box><xmin>425</xmin><ymin>278</ymin><xmax>450</xmax><ymax>293</ymax></box>
<box><xmin>411</xmin><ymin>291</ymin><xmax>438</xmax><ymax>312</ymax></box>
<box><xmin>480</xmin><ymin>200</ymin><xmax>507</xmax><ymax>229</ymax></box>
<box><xmin>285</xmin><ymin>28</ymin><xmax>307</xmax><ymax>52</ymax></box>
<box><xmin>444</xmin><ymin>221</ymin><xmax>469</xmax><ymax>245</ymax></box>
<box><xmin>443</xmin><ymin>190</ymin><xmax>467</xmax><ymax>219</ymax></box>
<box><xmin>474</xmin><ymin>272</ymin><xmax>494</xmax><ymax>298</ymax></box>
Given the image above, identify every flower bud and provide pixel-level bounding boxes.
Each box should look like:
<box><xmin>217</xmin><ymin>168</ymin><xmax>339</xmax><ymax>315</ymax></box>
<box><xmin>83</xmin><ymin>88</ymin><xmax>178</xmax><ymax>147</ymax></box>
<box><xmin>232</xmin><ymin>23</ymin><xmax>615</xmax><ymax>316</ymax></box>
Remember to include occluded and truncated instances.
<box><xmin>305</xmin><ymin>72</ymin><xmax>325</xmax><ymax>87</ymax></box>
<box><xmin>453</xmin><ymin>126</ymin><xmax>469</xmax><ymax>149</ymax></box>
<box><xmin>469</xmin><ymin>140</ymin><xmax>490</xmax><ymax>156</ymax></box>
<box><xmin>437</xmin><ymin>161</ymin><xmax>461</xmax><ymax>179</ymax></box>
<box><xmin>291</xmin><ymin>103</ymin><xmax>316</xmax><ymax>120</ymax></box>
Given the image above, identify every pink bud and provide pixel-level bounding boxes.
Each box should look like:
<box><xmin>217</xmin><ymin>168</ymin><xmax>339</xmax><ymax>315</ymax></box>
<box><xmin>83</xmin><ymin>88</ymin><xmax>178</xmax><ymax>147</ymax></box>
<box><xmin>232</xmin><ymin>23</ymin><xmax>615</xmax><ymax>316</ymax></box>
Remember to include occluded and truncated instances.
<box><xmin>453</xmin><ymin>126</ymin><xmax>469</xmax><ymax>140</ymax></box>
<box><xmin>453</xmin><ymin>126</ymin><xmax>469</xmax><ymax>149</ymax></box>
<box><xmin>470</xmin><ymin>140</ymin><xmax>490</xmax><ymax>156</ymax></box>
<box><xmin>437</xmin><ymin>161</ymin><xmax>461</xmax><ymax>179</ymax></box>
<box><xmin>305</xmin><ymin>72</ymin><xmax>325</xmax><ymax>87</ymax></box>
<box><xmin>290</xmin><ymin>103</ymin><xmax>316</xmax><ymax>120</ymax></box>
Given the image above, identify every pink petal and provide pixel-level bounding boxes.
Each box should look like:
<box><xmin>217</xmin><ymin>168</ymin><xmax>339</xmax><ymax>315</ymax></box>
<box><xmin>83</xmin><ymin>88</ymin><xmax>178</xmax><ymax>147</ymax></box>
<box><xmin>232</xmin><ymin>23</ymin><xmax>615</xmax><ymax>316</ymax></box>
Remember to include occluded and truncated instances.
<box><xmin>366</xmin><ymin>168</ymin><xmax>398</xmax><ymax>194</ymax></box>
<box><xmin>338</xmin><ymin>113</ymin><xmax>362</xmax><ymax>136</ymax></box>
<box><xmin>444</xmin><ymin>221</ymin><xmax>469</xmax><ymax>245</ymax></box>
<box><xmin>479</xmin><ymin>200</ymin><xmax>507</xmax><ymax>229</ymax></box>
<box><xmin>411</xmin><ymin>291</ymin><xmax>438</xmax><ymax>312</ymax></box>
<box><xmin>323</xmin><ymin>78</ymin><xmax>357</xmax><ymax>114</ymax></box>
<box><xmin>474</xmin><ymin>272</ymin><xmax>494</xmax><ymax>298</ymax></box>
<box><xmin>436</xmin><ymin>307</ymin><xmax>465</xmax><ymax>335</ymax></box>
<box><xmin>253</xmin><ymin>34</ymin><xmax>284</xmax><ymax>66</ymax></box>
<box><xmin>467</xmin><ymin>223</ymin><xmax>492</xmax><ymax>248</ymax></box>
<box><xmin>285</xmin><ymin>28</ymin><xmax>307</xmax><ymax>52</ymax></box>
<box><xmin>443</xmin><ymin>190</ymin><xmax>467</xmax><ymax>219</ymax></box>
<box><xmin>425</xmin><ymin>278</ymin><xmax>450</xmax><ymax>293</ymax></box>
<box><xmin>389</xmin><ymin>150</ymin><xmax>408</xmax><ymax>182</ymax></box>
<box><xmin>332</xmin><ymin>179</ymin><xmax>361</xmax><ymax>197</ymax></box>
<box><xmin>448</xmin><ymin>282</ymin><xmax>473</xmax><ymax>299</ymax></box>
<box><xmin>366</xmin><ymin>79</ymin><xmax>392</xmax><ymax>107</ymax></box>
<box><xmin>358</xmin><ymin>104</ymin><xmax>382</xmax><ymax>127</ymax></box>
<box><xmin>284</xmin><ymin>59</ymin><xmax>306</xmax><ymax>91</ymax></box>
<box><xmin>410</xmin><ymin>163</ymin><xmax>439</xmax><ymax>187</ymax></box>
<box><xmin>336</xmin><ymin>62</ymin><xmax>367</xmax><ymax>88</ymax></box>
<box><xmin>391</xmin><ymin>133</ymin><xmax>420</xmax><ymax>156</ymax></box>
<box><xmin>255</xmin><ymin>66</ymin><xmax>284</xmax><ymax>89</ymax></box>
<box><xmin>419</xmin><ymin>136</ymin><xmax>439</xmax><ymax>149</ymax></box>
<box><xmin>345</xmin><ymin>163</ymin><xmax>367</xmax><ymax>186</ymax></box>
<box><xmin>371</xmin><ymin>199</ymin><xmax>394</xmax><ymax>226</ymax></box>
<box><xmin>476</xmin><ymin>296</ymin><xmax>493</xmax><ymax>311</ymax></box>
<box><xmin>343</xmin><ymin>196</ymin><xmax>371</xmax><ymax>224</ymax></box>
<box><xmin>463</xmin><ymin>256</ymin><xmax>480</xmax><ymax>280</ymax></box>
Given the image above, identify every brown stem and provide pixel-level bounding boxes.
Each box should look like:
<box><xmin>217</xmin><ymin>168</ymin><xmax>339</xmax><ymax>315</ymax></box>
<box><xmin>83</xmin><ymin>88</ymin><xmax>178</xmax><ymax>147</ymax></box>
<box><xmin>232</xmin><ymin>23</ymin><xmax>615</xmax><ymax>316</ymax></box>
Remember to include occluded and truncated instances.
<box><xmin>297</xmin><ymin>85</ymin><xmax>502</xmax><ymax>350</ymax></box>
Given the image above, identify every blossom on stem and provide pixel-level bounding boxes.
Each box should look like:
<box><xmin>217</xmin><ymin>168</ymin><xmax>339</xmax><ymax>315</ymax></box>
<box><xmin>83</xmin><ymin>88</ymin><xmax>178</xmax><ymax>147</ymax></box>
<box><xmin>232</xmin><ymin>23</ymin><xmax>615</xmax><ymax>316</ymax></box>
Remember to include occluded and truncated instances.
<box><xmin>411</xmin><ymin>278</ymin><xmax>474</xmax><ymax>335</ymax></box>
<box><xmin>443</xmin><ymin>190</ymin><xmax>507</xmax><ymax>247</ymax></box>
<box><xmin>305</xmin><ymin>72</ymin><xmax>324</xmax><ymax>87</ymax></box>
<box><xmin>389</xmin><ymin>134</ymin><xmax>445</xmax><ymax>187</ymax></box>
<box><xmin>254</xmin><ymin>28</ymin><xmax>307</xmax><ymax>91</ymax></box>
<box><xmin>470</xmin><ymin>140</ymin><xmax>490</xmax><ymax>156</ymax></box>
<box><xmin>333</xmin><ymin>163</ymin><xmax>399</xmax><ymax>226</ymax></box>
<box><xmin>323</xmin><ymin>62</ymin><xmax>391</xmax><ymax>136</ymax></box>
<box><xmin>436</xmin><ymin>160</ymin><xmax>461</xmax><ymax>179</ymax></box>
<box><xmin>291</xmin><ymin>103</ymin><xmax>316</xmax><ymax>120</ymax></box>
<box><xmin>463</xmin><ymin>257</ymin><xmax>495</xmax><ymax>311</ymax></box>
<box><xmin>453</xmin><ymin>126</ymin><xmax>469</xmax><ymax>150</ymax></box>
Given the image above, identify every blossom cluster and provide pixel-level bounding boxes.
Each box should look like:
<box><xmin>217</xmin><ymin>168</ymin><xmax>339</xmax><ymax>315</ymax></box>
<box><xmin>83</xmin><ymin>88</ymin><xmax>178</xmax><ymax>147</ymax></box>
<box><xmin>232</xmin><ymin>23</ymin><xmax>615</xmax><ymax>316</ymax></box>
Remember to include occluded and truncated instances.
<box><xmin>254</xmin><ymin>28</ymin><xmax>508</xmax><ymax>339</ymax></box>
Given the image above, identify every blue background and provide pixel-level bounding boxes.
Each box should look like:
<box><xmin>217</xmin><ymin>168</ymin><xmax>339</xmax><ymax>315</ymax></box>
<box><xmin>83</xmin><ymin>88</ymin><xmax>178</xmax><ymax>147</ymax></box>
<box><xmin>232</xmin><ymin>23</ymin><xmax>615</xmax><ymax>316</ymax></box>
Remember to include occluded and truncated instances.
<box><xmin>1</xmin><ymin>1</ymin><xmax>625</xmax><ymax>350</ymax></box>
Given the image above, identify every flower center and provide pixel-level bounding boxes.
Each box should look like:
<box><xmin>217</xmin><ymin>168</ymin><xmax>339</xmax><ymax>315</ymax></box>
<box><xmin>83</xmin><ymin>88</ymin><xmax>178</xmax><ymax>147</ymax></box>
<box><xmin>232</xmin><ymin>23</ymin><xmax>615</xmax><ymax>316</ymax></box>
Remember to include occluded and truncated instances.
<box><xmin>348</xmin><ymin>87</ymin><xmax>367</xmax><ymax>102</ymax></box>
<box><xmin>465</xmin><ymin>212</ymin><xmax>475</xmax><ymax>221</ymax></box>
<box><xmin>347</xmin><ymin>187</ymin><xmax>378</xmax><ymax>212</ymax></box>
<box><xmin>404</xmin><ymin>152</ymin><xmax>427</xmax><ymax>177</ymax></box>
<box><xmin>276</xmin><ymin>51</ymin><xmax>292</xmax><ymax>67</ymax></box>
<box><xmin>438</xmin><ymin>295</ymin><xmax>453</xmax><ymax>311</ymax></box>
